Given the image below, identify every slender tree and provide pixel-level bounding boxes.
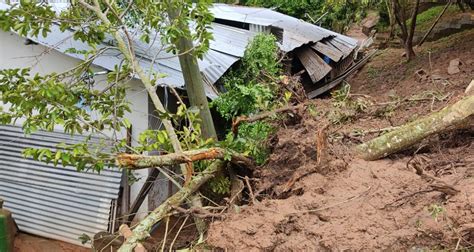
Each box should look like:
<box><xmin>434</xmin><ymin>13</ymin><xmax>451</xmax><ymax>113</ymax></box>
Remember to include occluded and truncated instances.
<box><xmin>392</xmin><ymin>0</ymin><xmax>421</xmax><ymax>61</ymax></box>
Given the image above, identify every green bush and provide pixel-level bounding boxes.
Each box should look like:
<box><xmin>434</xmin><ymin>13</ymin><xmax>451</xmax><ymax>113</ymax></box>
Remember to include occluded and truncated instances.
<box><xmin>212</xmin><ymin>33</ymin><xmax>280</xmax><ymax>120</ymax></box>
<box><xmin>212</xmin><ymin>33</ymin><xmax>282</xmax><ymax>165</ymax></box>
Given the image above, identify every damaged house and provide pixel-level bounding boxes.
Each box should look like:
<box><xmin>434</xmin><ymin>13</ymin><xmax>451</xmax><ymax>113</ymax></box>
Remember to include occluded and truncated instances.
<box><xmin>210</xmin><ymin>4</ymin><xmax>359</xmax><ymax>98</ymax></box>
<box><xmin>0</xmin><ymin>2</ymin><xmax>358</xmax><ymax>247</ymax></box>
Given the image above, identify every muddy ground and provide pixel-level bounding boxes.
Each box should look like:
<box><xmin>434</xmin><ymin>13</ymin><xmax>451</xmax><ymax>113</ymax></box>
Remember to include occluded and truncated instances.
<box><xmin>14</xmin><ymin>232</ymin><xmax>89</xmax><ymax>252</ymax></box>
<box><xmin>207</xmin><ymin>30</ymin><xmax>474</xmax><ymax>251</ymax></box>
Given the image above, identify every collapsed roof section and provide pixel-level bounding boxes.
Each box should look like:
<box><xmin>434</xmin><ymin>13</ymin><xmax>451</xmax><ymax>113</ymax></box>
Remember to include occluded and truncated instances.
<box><xmin>211</xmin><ymin>4</ymin><xmax>357</xmax><ymax>52</ymax></box>
<box><xmin>0</xmin><ymin>2</ymin><xmax>358</xmax><ymax>98</ymax></box>
<box><xmin>210</xmin><ymin>4</ymin><xmax>359</xmax><ymax>95</ymax></box>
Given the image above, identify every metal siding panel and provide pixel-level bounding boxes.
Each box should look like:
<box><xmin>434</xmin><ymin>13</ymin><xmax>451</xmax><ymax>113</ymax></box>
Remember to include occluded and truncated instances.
<box><xmin>0</xmin><ymin>125</ymin><xmax>121</xmax><ymax>247</ymax></box>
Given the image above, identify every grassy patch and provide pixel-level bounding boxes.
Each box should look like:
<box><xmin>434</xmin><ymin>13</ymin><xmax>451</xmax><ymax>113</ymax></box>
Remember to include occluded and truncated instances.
<box><xmin>366</xmin><ymin>66</ymin><xmax>379</xmax><ymax>79</ymax></box>
<box><xmin>421</xmin><ymin>29</ymin><xmax>474</xmax><ymax>53</ymax></box>
<box><xmin>412</xmin><ymin>5</ymin><xmax>460</xmax><ymax>31</ymax></box>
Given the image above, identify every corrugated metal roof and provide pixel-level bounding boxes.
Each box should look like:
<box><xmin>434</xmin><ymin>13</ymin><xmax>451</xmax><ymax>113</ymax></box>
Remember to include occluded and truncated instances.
<box><xmin>0</xmin><ymin>125</ymin><xmax>122</xmax><ymax>247</ymax></box>
<box><xmin>211</xmin><ymin>4</ymin><xmax>358</xmax><ymax>52</ymax></box>
<box><xmin>0</xmin><ymin>3</ymin><xmax>358</xmax><ymax>99</ymax></box>
<box><xmin>0</xmin><ymin>2</ymin><xmax>258</xmax><ymax>99</ymax></box>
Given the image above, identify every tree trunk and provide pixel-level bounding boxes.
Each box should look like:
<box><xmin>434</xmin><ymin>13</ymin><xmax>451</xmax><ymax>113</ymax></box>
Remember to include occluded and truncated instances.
<box><xmin>405</xmin><ymin>0</ymin><xmax>421</xmax><ymax>61</ymax></box>
<box><xmin>81</xmin><ymin>0</ymin><xmax>209</xmax><ymax>236</ymax></box>
<box><xmin>392</xmin><ymin>0</ymin><xmax>420</xmax><ymax>61</ymax></box>
<box><xmin>167</xmin><ymin>7</ymin><xmax>217</xmax><ymax>141</ymax></box>
<box><xmin>118</xmin><ymin>160</ymin><xmax>225</xmax><ymax>252</ymax></box>
<box><xmin>405</xmin><ymin>41</ymin><xmax>416</xmax><ymax>61</ymax></box>
<box><xmin>386</xmin><ymin>0</ymin><xmax>396</xmax><ymax>40</ymax></box>
<box><xmin>356</xmin><ymin>95</ymin><xmax>474</xmax><ymax>161</ymax></box>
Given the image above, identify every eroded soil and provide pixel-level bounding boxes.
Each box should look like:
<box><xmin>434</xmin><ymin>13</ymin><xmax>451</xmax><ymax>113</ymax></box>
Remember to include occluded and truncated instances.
<box><xmin>207</xmin><ymin>30</ymin><xmax>474</xmax><ymax>251</ymax></box>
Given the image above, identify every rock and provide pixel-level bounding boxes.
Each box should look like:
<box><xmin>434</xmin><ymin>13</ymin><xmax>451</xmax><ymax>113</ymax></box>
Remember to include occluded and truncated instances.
<box><xmin>466</xmin><ymin>59</ymin><xmax>474</xmax><ymax>66</ymax></box>
<box><xmin>447</xmin><ymin>58</ymin><xmax>462</xmax><ymax>75</ymax></box>
<box><xmin>447</xmin><ymin>66</ymin><xmax>460</xmax><ymax>75</ymax></box>
<box><xmin>466</xmin><ymin>80</ymin><xmax>474</xmax><ymax>95</ymax></box>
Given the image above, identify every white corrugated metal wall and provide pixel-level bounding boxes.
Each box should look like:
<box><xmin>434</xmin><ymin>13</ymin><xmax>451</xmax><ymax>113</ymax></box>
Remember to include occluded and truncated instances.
<box><xmin>0</xmin><ymin>125</ymin><xmax>122</xmax><ymax>247</ymax></box>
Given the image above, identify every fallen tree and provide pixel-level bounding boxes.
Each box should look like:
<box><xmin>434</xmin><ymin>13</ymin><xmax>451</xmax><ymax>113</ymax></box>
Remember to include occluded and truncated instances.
<box><xmin>356</xmin><ymin>95</ymin><xmax>474</xmax><ymax>160</ymax></box>
<box><xmin>118</xmin><ymin>160</ymin><xmax>225</xmax><ymax>252</ymax></box>
<box><xmin>117</xmin><ymin>147</ymin><xmax>255</xmax><ymax>170</ymax></box>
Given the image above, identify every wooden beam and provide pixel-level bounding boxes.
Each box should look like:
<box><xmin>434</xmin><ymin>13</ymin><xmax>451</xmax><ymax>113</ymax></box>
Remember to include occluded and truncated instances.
<box><xmin>126</xmin><ymin>168</ymin><xmax>160</xmax><ymax>224</ymax></box>
<box><xmin>296</xmin><ymin>47</ymin><xmax>332</xmax><ymax>83</ymax></box>
<box><xmin>311</xmin><ymin>42</ymin><xmax>343</xmax><ymax>62</ymax></box>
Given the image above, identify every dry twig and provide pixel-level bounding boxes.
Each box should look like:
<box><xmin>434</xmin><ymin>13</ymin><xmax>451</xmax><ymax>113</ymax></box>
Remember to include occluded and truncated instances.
<box><xmin>244</xmin><ymin>176</ymin><xmax>256</xmax><ymax>205</ymax></box>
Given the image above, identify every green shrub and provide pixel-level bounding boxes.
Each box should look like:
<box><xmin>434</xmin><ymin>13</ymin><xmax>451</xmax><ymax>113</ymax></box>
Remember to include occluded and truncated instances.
<box><xmin>212</xmin><ymin>33</ymin><xmax>280</xmax><ymax>120</ymax></box>
<box><xmin>212</xmin><ymin>33</ymin><xmax>282</xmax><ymax>165</ymax></box>
<box><xmin>223</xmin><ymin>121</ymin><xmax>275</xmax><ymax>165</ymax></box>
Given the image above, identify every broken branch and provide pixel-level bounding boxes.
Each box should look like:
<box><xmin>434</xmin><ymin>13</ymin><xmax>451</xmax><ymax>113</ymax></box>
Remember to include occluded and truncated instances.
<box><xmin>117</xmin><ymin>147</ymin><xmax>255</xmax><ymax>170</ymax></box>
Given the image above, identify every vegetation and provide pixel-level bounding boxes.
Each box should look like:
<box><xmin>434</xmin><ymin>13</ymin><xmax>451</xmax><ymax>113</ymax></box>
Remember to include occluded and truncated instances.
<box><xmin>3</xmin><ymin>0</ymin><xmax>470</xmax><ymax>250</ymax></box>
<box><xmin>0</xmin><ymin>0</ymin><xmax>233</xmax><ymax>249</ymax></box>
<box><xmin>241</xmin><ymin>0</ymin><xmax>374</xmax><ymax>32</ymax></box>
<box><xmin>213</xmin><ymin>33</ymin><xmax>283</xmax><ymax>165</ymax></box>
<box><xmin>414</xmin><ymin>4</ymin><xmax>459</xmax><ymax>31</ymax></box>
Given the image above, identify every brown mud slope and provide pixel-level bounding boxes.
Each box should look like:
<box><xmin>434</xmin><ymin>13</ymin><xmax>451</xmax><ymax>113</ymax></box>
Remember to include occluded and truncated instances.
<box><xmin>207</xmin><ymin>30</ymin><xmax>474</xmax><ymax>251</ymax></box>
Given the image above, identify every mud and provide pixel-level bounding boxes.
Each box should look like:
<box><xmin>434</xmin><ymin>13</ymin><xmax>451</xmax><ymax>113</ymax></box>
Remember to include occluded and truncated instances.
<box><xmin>207</xmin><ymin>30</ymin><xmax>474</xmax><ymax>251</ymax></box>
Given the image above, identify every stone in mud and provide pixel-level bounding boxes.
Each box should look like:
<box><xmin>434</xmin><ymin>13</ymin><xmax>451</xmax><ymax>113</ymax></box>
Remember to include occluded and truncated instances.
<box><xmin>447</xmin><ymin>58</ymin><xmax>462</xmax><ymax>75</ymax></box>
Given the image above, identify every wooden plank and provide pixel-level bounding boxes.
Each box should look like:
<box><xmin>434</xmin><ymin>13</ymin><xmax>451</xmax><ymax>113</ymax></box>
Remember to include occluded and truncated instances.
<box><xmin>326</xmin><ymin>39</ymin><xmax>353</xmax><ymax>56</ymax></box>
<box><xmin>296</xmin><ymin>47</ymin><xmax>332</xmax><ymax>83</ymax></box>
<box><xmin>120</xmin><ymin>126</ymin><xmax>133</xmax><ymax>226</ymax></box>
<box><xmin>307</xmin><ymin>50</ymin><xmax>377</xmax><ymax>98</ymax></box>
<box><xmin>311</xmin><ymin>42</ymin><xmax>344</xmax><ymax>62</ymax></box>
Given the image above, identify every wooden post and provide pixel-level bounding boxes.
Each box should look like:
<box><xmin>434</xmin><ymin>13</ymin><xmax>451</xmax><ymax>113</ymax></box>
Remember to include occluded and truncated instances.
<box><xmin>126</xmin><ymin>169</ymin><xmax>161</xmax><ymax>224</ymax></box>
<box><xmin>167</xmin><ymin>7</ymin><xmax>217</xmax><ymax>141</ymax></box>
<box><xmin>120</xmin><ymin>126</ymin><xmax>132</xmax><ymax>225</ymax></box>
